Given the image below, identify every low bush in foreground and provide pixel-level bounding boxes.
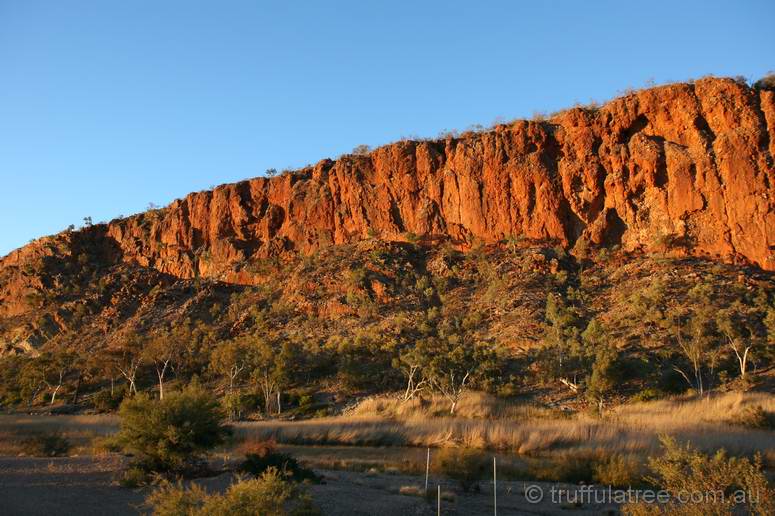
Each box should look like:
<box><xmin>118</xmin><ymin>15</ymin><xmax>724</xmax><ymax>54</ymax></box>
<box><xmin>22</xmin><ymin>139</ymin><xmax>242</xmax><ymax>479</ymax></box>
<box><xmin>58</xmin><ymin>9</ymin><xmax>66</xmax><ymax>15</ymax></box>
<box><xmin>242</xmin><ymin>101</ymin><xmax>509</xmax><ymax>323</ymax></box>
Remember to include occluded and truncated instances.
<box><xmin>146</xmin><ymin>467</ymin><xmax>320</xmax><ymax>516</ymax></box>
<box><xmin>117</xmin><ymin>382</ymin><xmax>231</xmax><ymax>473</ymax></box>
<box><xmin>623</xmin><ymin>436</ymin><xmax>774</xmax><ymax>515</ymax></box>
<box><xmin>239</xmin><ymin>441</ymin><xmax>320</xmax><ymax>482</ymax></box>
<box><xmin>526</xmin><ymin>451</ymin><xmax>643</xmax><ymax>486</ymax></box>
<box><xmin>20</xmin><ymin>431</ymin><xmax>71</xmax><ymax>457</ymax></box>
<box><xmin>238</xmin><ymin>439</ymin><xmax>319</xmax><ymax>483</ymax></box>
<box><xmin>593</xmin><ymin>454</ymin><xmax>643</xmax><ymax>487</ymax></box>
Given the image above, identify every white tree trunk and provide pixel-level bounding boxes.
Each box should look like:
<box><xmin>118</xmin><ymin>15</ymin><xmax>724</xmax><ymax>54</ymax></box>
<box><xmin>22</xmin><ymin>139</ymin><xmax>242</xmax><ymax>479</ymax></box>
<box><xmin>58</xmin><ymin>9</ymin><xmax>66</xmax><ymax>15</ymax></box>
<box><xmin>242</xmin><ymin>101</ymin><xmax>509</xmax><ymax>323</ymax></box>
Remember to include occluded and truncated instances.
<box><xmin>50</xmin><ymin>384</ymin><xmax>61</xmax><ymax>405</ymax></box>
<box><xmin>156</xmin><ymin>359</ymin><xmax>170</xmax><ymax>400</ymax></box>
<box><xmin>49</xmin><ymin>370</ymin><xmax>65</xmax><ymax>405</ymax></box>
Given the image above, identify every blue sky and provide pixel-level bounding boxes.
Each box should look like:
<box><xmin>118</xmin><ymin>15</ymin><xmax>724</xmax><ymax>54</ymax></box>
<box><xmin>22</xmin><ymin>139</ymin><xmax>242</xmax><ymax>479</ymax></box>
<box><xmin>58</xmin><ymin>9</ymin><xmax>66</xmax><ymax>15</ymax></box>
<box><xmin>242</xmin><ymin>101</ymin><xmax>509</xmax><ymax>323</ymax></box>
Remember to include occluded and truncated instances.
<box><xmin>1</xmin><ymin>1</ymin><xmax>773</xmax><ymax>256</ymax></box>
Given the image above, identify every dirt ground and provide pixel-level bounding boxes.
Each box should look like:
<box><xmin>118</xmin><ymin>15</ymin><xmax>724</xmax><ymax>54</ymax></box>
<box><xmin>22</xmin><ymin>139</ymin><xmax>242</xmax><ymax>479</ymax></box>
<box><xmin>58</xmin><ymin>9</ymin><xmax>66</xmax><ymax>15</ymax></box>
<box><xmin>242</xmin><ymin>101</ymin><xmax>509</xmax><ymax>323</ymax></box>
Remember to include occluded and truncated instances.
<box><xmin>0</xmin><ymin>455</ymin><xmax>621</xmax><ymax>515</ymax></box>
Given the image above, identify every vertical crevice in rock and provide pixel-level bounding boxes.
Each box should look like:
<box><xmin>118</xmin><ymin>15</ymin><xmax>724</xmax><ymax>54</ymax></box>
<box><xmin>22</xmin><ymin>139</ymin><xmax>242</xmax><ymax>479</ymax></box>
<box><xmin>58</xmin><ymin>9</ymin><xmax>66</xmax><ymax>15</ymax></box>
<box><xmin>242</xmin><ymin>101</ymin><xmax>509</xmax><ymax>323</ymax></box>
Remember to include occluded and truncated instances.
<box><xmin>754</xmin><ymin>90</ymin><xmax>774</xmax><ymax>171</ymax></box>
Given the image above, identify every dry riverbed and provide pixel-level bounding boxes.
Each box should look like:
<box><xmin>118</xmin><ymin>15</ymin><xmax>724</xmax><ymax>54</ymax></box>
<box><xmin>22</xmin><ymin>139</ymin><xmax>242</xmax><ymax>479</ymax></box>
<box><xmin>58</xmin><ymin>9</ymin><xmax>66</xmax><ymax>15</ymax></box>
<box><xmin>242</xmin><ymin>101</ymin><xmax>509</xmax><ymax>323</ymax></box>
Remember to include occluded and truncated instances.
<box><xmin>0</xmin><ymin>455</ymin><xmax>620</xmax><ymax>515</ymax></box>
<box><xmin>2</xmin><ymin>393</ymin><xmax>772</xmax><ymax>515</ymax></box>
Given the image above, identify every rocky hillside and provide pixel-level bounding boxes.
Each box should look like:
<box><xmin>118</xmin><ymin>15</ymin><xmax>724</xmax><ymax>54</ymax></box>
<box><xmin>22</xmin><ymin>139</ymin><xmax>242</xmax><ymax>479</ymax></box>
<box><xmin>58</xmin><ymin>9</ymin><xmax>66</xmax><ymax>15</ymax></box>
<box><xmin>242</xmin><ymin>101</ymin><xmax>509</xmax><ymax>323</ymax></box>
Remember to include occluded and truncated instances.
<box><xmin>1</xmin><ymin>77</ymin><xmax>774</xmax><ymax>357</ymax></box>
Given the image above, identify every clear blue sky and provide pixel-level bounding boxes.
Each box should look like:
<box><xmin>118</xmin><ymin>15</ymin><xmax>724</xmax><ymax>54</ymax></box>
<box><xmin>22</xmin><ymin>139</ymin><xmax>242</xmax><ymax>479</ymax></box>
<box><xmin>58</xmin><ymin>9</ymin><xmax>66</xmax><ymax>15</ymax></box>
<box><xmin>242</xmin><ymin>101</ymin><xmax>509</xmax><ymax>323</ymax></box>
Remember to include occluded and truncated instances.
<box><xmin>1</xmin><ymin>1</ymin><xmax>773</xmax><ymax>256</ymax></box>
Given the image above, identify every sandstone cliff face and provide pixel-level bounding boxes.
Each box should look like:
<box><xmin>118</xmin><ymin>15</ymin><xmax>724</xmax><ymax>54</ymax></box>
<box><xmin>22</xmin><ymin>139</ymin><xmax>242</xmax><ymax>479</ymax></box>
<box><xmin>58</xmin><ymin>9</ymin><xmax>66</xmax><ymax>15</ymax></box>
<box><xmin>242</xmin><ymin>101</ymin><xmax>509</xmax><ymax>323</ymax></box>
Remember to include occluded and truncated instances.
<box><xmin>3</xmin><ymin>78</ymin><xmax>774</xmax><ymax>291</ymax></box>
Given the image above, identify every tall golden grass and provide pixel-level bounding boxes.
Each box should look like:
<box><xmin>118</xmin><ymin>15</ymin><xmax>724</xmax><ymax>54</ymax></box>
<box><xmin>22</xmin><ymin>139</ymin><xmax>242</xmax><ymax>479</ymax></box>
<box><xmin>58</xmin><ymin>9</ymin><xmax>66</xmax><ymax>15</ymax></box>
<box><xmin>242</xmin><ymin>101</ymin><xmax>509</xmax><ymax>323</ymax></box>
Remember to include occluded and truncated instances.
<box><xmin>349</xmin><ymin>391</ymin><xmax>567</xmax><ymax>420</ymax></box>
<box><xmin>0</xmin><ymin>414</ymin><xmax>118</xmax><ymax>455</ymax></box>
<box><xmin>0</xmin><ymin>393</ymin><xmax>771</xmax><ymax>466</ymax></box>
<box><xmin>234</xmin><ymin>391</ymin><xmax>775</xmax><ymax>461</ymax></box>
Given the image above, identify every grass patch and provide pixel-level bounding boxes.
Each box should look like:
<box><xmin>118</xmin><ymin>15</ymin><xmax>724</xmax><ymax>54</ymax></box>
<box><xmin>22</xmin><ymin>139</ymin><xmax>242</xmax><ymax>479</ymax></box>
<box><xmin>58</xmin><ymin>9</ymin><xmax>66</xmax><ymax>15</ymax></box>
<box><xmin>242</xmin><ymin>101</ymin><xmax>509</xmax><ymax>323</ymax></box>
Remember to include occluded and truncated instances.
<box><xmin>0</xmin><ymin>414</ymin><xmax>117</xmax><ymax>456</ymax></box>
<box><xmin>234</xmin><ymin>391</ymin><xmax>775</xmax><ymax>459</ymax></box>
<box><xmin>20</xmin><ymin>431</ymin><xmax>71</xmax><ymax>457</ymax></box>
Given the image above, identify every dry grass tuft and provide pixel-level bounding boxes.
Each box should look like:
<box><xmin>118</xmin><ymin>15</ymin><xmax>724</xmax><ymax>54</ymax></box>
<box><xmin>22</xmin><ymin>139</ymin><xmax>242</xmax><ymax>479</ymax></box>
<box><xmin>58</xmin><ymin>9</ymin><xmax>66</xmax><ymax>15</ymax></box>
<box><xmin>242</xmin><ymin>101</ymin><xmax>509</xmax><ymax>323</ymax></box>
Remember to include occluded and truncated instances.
<box><xmin>398</xmin><ymin>485</ymin><xmax>424</xmax><ymax>496</ymax></box>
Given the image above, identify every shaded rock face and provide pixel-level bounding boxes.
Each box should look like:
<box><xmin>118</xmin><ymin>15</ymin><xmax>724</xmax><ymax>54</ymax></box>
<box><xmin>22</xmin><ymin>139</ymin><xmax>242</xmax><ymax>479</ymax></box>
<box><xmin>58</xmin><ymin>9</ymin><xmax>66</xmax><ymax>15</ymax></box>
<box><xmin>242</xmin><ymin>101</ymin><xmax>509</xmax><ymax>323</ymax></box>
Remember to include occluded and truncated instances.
<box><xmin>3</xmin><ymin>78</ymin><xmax>775</xmax><ymax>292</ymax></box>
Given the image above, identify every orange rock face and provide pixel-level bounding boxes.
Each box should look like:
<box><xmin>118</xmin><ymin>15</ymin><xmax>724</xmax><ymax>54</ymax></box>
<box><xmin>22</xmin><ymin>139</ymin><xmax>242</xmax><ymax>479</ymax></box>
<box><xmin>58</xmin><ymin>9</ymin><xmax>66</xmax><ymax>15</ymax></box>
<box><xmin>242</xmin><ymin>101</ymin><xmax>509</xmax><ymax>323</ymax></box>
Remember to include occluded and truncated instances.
<box><xmin>4</xmin><ymin>78</ymin><xmax>775</xmax><ymax>286</ymax></box>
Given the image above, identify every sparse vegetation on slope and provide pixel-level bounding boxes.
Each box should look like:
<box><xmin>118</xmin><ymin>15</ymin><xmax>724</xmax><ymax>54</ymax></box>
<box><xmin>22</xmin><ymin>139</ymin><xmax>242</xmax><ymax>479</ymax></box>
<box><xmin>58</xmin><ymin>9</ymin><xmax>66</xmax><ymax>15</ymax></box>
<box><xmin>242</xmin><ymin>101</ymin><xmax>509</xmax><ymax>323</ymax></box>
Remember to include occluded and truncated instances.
<box><xmin>1</xmin><ymin>240</ymin><xmax>773</xmax><ymax>425</ymax></box>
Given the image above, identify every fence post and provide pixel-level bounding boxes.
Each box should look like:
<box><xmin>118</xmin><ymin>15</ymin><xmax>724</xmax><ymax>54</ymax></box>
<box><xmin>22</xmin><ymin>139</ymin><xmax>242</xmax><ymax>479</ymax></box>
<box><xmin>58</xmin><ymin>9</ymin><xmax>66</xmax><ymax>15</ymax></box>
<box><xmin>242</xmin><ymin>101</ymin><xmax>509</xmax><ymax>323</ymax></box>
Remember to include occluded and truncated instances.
<box><xmin>493</xmin><ymin>456</ymin><xmax>497</xmax><ymax>516</ymax></box>
<box><xmin>437</xmin><ymin>484</ymin><xmax>441</xmax><ymax>516</ymax></box>
<box><xmin>425</xmin><ymin>448</ymin><xmax>430</xmax><ymax>495</ymax></box>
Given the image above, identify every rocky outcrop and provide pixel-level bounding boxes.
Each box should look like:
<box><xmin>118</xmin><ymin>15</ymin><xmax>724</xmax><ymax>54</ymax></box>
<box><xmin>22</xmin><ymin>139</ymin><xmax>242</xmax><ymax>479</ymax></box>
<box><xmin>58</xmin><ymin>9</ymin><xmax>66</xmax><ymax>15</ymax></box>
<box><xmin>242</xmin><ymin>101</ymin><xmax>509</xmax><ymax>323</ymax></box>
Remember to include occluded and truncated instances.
<box><xmin>3</xmin><ymin>78</ymin><xmax>775</xmax><ymax>287</ymax></box>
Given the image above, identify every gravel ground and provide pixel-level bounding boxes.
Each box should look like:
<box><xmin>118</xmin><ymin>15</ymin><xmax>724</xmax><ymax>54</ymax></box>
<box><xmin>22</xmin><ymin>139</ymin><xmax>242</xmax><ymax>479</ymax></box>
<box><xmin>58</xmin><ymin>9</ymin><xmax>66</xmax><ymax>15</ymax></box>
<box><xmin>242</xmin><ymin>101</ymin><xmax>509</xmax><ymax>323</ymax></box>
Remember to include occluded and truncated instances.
<box><xmin>0</xmin><ymin>455</ymin><xmax>619</xmax><ymax>515</ymax></box>
<box><xmin>0</xmin><ymin>456</ymin><xmax>143</xmax><ymax>516</ymax></box>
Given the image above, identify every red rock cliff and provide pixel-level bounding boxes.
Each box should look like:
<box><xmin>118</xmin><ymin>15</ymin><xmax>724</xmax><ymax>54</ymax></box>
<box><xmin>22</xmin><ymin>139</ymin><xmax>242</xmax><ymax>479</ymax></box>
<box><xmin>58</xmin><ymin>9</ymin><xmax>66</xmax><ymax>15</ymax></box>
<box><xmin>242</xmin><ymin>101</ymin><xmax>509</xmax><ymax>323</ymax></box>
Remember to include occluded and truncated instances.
<box><xmin>5</xmin><ymin>78</ymin><xmax>775</xmax><ymax>282</ymax></box>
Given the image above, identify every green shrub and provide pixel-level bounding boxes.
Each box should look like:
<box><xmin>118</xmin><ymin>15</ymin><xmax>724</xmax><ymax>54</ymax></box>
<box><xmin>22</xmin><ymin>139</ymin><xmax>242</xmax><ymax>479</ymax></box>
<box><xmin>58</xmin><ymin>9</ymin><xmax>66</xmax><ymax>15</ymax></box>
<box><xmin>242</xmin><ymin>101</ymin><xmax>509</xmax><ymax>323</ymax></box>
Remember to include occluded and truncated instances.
<box><xmin>21</xmin><ymin>431</ymin><xmax>71</xmax><ymax>457</ymax></box>
<box><xmin>435</xmin><ymin>448</ymin><xmax>488</xmax><ymax>492</ymax></box>
<box><xmin>623</xmin><ymin>436</ymin><xmax>774</xmax><ymax>515</ymax></box>
<box><xmin>92</xmin><ymin>386</ymin><xmax>127</xmax><ymax>412</ymax></box>
<box><xmin>92</xmin><ymin>435</ymin><xmax>122</xmax><ymax>454</ymax></box>
<box><xmin>593</xmin><ymin>454</ymin><xmax>642</xmax><ymax>487</ymax></box>
<box><xmin>631</xmin><ymin>388</ymin><xmax>663</xmax><ymax>402</ymax></box>
<box><xmin>119</xmin><ymin>466</ymin><xmax>148</xmax><ymax>488</ymax></box>
<box><xmin>298</xmin><ymin>394</ymin><xmax>313</xmax><ymax>412</ymax></box>
<box><xmin>222</xmin><ymin>392</ymin><xmax>258</xmax><ymax>421</ymax></box>
<box><xmin>238</xmin><ymin>440</ymin><xmax>319</xmax><ymax>483</ymax></box>
<box><xmin>529</xmin><ymin>453</ymin><xmax>595</xmax><ymax>484</ymax></box>
<box><xmin>146</xmin><ymin>468</ymin><xmax>320</xmax><ymax>516</ymax></box>
<box><xmin>728</xmin><ymin>405</ymin><xmax>774</xmax><ymax>430</ymax></box>
<box><xmin>529</xmin><ymin>450</ymin><xmax>642</xmax><ymax>486</ymax></box>
<box><xmin>586</xmin><ymin>345</ymin><xmax>621</xmax><ymax>410</ymax></box>
<box><xmin>117</xmin><ymin>382</ymin><xmax>231</xmax><ymax>472</ymax></box>
<box><xmin>146</xmin><ymin>480</ymin><xmax>210</xmax><ymax>514</ymax></box>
